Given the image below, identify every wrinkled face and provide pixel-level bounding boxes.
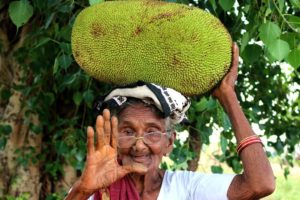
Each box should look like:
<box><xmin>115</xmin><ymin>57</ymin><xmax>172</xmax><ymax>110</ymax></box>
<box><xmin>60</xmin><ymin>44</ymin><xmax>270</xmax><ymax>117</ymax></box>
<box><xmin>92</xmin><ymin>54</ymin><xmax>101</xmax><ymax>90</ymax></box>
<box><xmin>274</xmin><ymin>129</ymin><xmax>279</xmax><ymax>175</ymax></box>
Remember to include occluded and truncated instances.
<box><xmin>117</xmin><ymin>103</ymin><xmax>174</xmax><ymax>172</ymax></box>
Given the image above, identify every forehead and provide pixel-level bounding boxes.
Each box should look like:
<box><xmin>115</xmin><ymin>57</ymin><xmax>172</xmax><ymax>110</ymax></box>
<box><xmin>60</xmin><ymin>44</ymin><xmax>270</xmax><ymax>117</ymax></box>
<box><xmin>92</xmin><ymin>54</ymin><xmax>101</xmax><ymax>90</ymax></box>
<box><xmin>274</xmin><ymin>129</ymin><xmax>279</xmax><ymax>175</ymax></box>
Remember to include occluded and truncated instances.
<box><xmin>117</xmin><ymin>103</ymin><xmax>166</xmax><ymax>127</ymax></box>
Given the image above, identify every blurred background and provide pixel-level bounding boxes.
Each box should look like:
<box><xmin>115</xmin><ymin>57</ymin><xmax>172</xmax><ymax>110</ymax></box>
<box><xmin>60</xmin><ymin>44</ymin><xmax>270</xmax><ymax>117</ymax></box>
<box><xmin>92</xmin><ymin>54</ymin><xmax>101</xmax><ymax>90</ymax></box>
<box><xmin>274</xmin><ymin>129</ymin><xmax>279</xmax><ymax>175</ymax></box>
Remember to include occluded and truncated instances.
<box><xmin>0</xmin><ymin>0</ymin><xmax>299</xmax><ymax>199</ymax></box>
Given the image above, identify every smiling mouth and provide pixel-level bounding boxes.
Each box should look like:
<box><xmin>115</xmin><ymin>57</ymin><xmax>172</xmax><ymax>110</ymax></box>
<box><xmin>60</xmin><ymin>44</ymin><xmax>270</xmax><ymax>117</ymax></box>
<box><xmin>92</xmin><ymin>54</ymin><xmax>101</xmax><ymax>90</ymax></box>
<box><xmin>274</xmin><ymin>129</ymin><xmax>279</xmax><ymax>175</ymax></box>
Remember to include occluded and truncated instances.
<box><xmin>132</xmin><ymin>155</ymin><xmax>150</xmax><ymax>163</ymax></box>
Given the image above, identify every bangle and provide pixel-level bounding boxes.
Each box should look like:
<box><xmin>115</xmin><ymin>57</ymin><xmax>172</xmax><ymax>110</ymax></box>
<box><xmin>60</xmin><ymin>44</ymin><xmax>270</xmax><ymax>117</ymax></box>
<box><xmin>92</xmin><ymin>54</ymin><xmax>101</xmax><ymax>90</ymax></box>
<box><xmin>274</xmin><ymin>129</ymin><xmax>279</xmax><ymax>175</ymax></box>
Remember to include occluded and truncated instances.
<box><xmin>236</xmin><ymin>136</ymin><xmax>260</xmax><ymax>151</ymax></box>
<box><xmin>236</xmin><ymin>135</ymin><xmax>263</xmax><ymax>155</ymax></box>
<box><xmin>238</xmin><ymin>135</ymin><xmax>257</xmax><ymax>145</ymax></box>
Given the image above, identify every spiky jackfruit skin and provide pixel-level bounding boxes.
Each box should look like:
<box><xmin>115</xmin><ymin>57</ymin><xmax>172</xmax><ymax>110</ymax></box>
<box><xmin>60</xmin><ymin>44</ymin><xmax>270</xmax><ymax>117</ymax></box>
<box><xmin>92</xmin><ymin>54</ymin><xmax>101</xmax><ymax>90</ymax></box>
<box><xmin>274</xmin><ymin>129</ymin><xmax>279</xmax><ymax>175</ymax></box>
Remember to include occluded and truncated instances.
<box><xmin>71</xmin><ymin>0</ymin><xmax>232</xmax><ymax>96</ymax></box>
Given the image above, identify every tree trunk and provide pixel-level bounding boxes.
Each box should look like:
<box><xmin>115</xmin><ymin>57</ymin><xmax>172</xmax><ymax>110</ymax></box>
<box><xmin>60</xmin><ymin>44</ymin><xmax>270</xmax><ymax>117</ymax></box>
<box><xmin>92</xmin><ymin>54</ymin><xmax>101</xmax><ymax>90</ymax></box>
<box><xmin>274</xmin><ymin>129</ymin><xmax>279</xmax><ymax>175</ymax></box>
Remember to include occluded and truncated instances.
<box><xmin>0</xmin><ymin>10</ymin><xmax>78</xmax><ymax>199</ymax></box>
<box><xmin>187</xmin><ymin>123</ymin><xmax>202</xmax><ymax>171</ymax></box>
<box><xmin>0</xmin><ymin>22</ymin><xmax>41</xmax><ymax>199</ymax></box>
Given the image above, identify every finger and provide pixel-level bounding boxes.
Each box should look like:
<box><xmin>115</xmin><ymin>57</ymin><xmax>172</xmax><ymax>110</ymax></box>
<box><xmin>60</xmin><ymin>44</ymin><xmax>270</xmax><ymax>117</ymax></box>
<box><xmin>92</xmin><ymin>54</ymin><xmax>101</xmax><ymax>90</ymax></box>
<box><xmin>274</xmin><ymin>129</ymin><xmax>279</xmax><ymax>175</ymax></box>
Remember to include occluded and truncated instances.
<box><xmin>103</xmin><ymin>109</ymin><xmax>111</xmax><ymax>145</ymax></box>
<box><xmin>231</xmin><ymin>43</ymin><xmax>239</xmax><ymax>73</ymax></box>
<box><xmin>111</xmin><ymin>116</ymin><xmax>118</xmax><ymax>149</ymax></box>
<box><xmin>96</xmin><ymin>115</ymin><xmax>105</xmax><ymax>150</ymax></box>
<box><xmin>87</xmin><ymin>126</ymin><xmax>95</xmax><ymax>155</ymax></box>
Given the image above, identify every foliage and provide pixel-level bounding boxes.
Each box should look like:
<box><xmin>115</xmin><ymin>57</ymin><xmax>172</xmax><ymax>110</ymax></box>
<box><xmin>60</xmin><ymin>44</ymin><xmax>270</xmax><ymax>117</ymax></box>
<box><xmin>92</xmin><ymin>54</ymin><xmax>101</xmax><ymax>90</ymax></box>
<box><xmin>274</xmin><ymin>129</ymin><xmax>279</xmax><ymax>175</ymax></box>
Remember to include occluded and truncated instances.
<box><xmin>0</xmin><ymin>0</ymin><xmax>299</xmax><ymax>198</ymax></box>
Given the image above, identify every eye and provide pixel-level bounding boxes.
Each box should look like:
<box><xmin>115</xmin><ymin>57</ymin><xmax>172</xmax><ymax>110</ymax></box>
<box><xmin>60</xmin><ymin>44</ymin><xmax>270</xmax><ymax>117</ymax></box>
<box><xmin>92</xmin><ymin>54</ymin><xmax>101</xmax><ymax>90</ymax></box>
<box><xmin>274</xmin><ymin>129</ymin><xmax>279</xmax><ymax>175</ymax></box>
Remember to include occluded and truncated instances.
<box><xmin>120</xmin><ymin>128</ymin><xmax>135</xmax><ymax>136</ymax></box>
<box><xmin>146</xmin><ymin>127</ymin><xmax>160</xmax><ymax>134</ymax></box>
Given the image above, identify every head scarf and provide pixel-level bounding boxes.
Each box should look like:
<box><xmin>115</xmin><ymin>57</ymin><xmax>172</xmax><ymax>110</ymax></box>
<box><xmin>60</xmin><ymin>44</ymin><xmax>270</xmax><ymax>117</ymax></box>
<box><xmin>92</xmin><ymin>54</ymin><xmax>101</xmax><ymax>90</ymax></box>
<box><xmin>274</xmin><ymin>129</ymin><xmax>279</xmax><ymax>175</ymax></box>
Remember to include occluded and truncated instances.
<box><xmin>93</xmin><ymin>81</ymin><xmax>191</xmax><ymax>124</ymax></box>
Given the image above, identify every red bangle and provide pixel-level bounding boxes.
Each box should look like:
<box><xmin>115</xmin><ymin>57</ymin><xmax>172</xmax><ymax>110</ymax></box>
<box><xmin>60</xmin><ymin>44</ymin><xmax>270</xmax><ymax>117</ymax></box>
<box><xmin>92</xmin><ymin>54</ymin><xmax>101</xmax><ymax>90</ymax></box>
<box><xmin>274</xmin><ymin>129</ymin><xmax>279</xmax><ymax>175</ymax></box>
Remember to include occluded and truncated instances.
<box><xmin>237</xmin><ymin>137</ymin><xmax>261</xmax><ymax>150</ymax></box>
<box><xmin>236</xmin><ymin>136</ymin><xmax>263</xmax><ymax>155</ymax></box>
<box><xmin>237</xmin><ymin>139</ymin><xmax>262</xmax><ymax>154</ymax></box>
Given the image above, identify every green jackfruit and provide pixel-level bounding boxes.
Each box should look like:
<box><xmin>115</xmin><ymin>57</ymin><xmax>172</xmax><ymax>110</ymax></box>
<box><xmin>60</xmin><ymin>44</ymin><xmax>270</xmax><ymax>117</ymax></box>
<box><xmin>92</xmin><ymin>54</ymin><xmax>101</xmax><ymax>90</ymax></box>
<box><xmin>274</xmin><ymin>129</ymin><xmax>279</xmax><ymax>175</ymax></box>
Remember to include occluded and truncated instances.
<box><xmin>71</xmin><ymin>0</ymin><xmax>232</xmax><ymax>96</ymax></box>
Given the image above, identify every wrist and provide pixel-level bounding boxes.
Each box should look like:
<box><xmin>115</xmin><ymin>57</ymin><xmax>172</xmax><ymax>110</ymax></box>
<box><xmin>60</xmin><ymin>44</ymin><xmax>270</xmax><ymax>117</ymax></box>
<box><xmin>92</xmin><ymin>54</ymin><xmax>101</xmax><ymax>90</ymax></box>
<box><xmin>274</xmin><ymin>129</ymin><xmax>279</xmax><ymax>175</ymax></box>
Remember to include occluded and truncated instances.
<box><xmin>216</xmin><ymin>89</ymin><xmax>238</xmax><ymax>107</ymax></box>
<box><xmin>65</xmin><ymin>180</ymin><xmax>94</xmax><ymax>200</ymax></box>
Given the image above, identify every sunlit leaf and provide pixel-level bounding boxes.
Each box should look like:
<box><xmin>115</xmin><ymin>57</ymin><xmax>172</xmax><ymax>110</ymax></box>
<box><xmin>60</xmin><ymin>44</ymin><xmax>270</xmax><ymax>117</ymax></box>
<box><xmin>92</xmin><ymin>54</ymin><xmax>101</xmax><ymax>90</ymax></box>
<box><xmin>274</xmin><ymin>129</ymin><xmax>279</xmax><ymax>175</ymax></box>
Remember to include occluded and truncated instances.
<box><xmin>259</xmin><ymin>21</ymin><xmax>281</xmax><ymax>46</ymax></box>
<box><xmin>268</xmin><ymin>39</ymin><xmax>290</xmax><ymax>61</ymax></box>
<box><xmin>286</xmin><ymin>49</ymin><xmax>300</xmax><ymax>69</ymax></box>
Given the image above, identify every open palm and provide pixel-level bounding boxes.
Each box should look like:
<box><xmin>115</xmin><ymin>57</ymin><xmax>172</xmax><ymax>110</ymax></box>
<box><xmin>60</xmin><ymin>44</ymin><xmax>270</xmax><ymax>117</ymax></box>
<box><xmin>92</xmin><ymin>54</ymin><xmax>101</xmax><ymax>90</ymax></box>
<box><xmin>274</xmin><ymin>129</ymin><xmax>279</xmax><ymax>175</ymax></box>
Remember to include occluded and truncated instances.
<box><xmin>77</xmin><ymin>109</ymin><xmax>147</xmax><ymax>194</ymax></box>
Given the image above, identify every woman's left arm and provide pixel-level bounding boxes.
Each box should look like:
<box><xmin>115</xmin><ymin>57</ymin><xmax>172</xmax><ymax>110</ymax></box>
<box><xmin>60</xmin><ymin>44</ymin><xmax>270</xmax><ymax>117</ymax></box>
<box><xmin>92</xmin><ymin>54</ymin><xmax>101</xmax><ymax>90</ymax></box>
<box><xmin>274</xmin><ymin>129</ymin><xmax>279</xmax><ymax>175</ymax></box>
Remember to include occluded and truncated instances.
<box><xmin>213</xmin><ymin>43</ymin><xmax>275</xmax><ymax>200</ymax></box>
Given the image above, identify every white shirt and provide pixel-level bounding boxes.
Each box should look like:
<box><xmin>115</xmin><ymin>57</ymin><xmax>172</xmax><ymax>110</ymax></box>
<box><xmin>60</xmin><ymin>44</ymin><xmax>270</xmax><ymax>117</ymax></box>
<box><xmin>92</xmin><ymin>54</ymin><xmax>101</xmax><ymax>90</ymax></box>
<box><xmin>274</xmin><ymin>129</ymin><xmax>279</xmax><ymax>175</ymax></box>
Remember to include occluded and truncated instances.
<box><xmin>157</xmin><ymin>171</ymin><xmax>235</xmax><ymax>200</ymax></box>
<box><xmin>88</xmin><ymin>171</ymin><xmax>235</xmax><ymax>200</ymax></box>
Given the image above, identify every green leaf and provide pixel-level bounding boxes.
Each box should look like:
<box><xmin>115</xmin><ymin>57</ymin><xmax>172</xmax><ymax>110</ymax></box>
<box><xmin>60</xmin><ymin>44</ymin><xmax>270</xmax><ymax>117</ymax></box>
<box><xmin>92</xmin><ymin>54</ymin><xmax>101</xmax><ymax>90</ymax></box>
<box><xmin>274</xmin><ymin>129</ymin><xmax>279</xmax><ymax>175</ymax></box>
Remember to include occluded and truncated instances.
<box><xmin>286</xmin><ymin>15</ymin><xmax>300</xmax><ymax>29</ymax></box>
<box><xmin>220</xmin><ymin>135</ymin><xmax>228</xmax><ymax>154</ymax></box>
<box><xmin>268</xmin><ymin>39</ymin><xmax>290</xmax><ymax>61</ymax></box>
<box><xmin>53</xmin><ymin>57</ymin><xmax>59</xmax><ymax>75</ymax></box>
<box><xmin>55</xmin><ymin>141</ymin><xmax>68</xmax><ymax>155</ymax></box>
<box><xmin>242</xmin><ymin>44</ymin><xmax>263</xmax><ymax>63</ymax></box>
<box><xmin>58</xmin><ymin>54</ymin><xmax>72</xmax><ymax>70</ymax></box>
<box><xmin>240</xmin><ymin>32</ymin><xmax>250</xmax><ymax>53</ymax></box>
<box><xmin>8</xmin><ymin>0</ymin><xmax>33</xmax><ymax>29</ymax></box>
<box><xmin>289</xmin><ymin>0</ymin><xmax>300</xmax><ymax>9</ymax></box>
<box><xmin>89</xmin><ymin>0</ymin><xmax>104</xmax><ymax>6</ymax></box>
<box><xmin>286</xmin><ymin>49</ymin><xmax>300</xmax><ymax>69</ymax></box>
<box><xmin>44</xmin><ymin>92</ymin><xmax>55</xmax><ymax>106</ymax></box>
<box><xmin>62</xmin><ymin>74</ymin><xmax>77</xmax><ymax>86</ymax></box>
<box><xmin>0</xmin><ymin>138</ymin><xmax>7</xmax><ymax>150</ymax></box>
<box><xmin>30</xmin><ymin>124</ymin><xmax>42</xmax><ymax>134</ymax></box>
<box><xmin>0</xmin><ymin>124</ymin><xmax>12</xmax><ymax>135</ymax></box>
<box><xmin>0</xmin><ymin>88</ymin><xmax>12</xmax><ymax>101</ymax></box>
<box><xmin>221</xmin><ymin>111</ymin><xmax>231</xmax><ymax>131</ymax></box>
<box><xmin>284</xmin><ymin>167</ymin><xmax>290</xmax><ymax>179</ymax></box>
<box><xmin>44</xmin><ymin>12</ymin><xmax>55</xmax><ymax>29</ymax></box>
<box><xmin>209</xmin><ymin>0</ymin><xmax>217</xmax><ymax>11</ymax></box>
<box><xmin>34</xmin><ymin>37</ymin><xmax>51</xmax><ymax>48</ymax></box>
<box><xmin>259</xmin><ymin>21</ymin><xmax>281</xmax><ymax>46</ymax></box>
<box><xmin>75</xmin><ymin>151</ymin><xmax>85</xmax><ymax>162</ymax></box>
<box><xmin>232</xmin><ymin>159</ymin><xmax>243</xmax><ymax>173</ymax></box>
<box><xmin>73</xmin><ymin>92</ymin><xmax>83</xmax><ymax>106</ymax></box>
<box><xmin>83</xmin><ymin>90</ymin><xmax>95</xmax><ymax>105</ymax></box>
<box><xmin>218</xmin><ymin>0</ymin><xmax>235</xmax><ymax>11</ymax></box>
<box><xmin>278</xmin><ymin>0</ymin><xmax>285</xmax><ymax>12</ymax></box>
<box><xmin>211</xmin><ymin>165</ymin><xmax>223</xmax><ymax>173</ymax></box>
<box><xmin>281</xmin><ymin>32</ymin><xmax>299</xmax><ymax>49</ymax></box>
<box><xmin>59</xmin><ymin>42</ymin><xmax>72</xmax><ymax>55</ymax></box>
<box><xmin>206</xmin><ymin>97</ymin><xmax>217</xmax><ymax>111</ymax></box>
<box><xmin>195</xmin><ymin>97</ymin><xmax>208</xmax><ymax>112</ymax></box>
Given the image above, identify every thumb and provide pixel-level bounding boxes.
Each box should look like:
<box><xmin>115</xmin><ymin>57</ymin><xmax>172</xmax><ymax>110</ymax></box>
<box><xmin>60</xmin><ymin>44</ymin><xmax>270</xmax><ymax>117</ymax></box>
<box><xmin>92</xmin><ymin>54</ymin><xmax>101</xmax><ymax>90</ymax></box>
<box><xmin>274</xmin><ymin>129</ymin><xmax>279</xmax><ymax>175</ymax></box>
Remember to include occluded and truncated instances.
<box><xmin>118</xmin><ymin>163</ymin><xmax>148</xmax><ymax>177</ymax></box>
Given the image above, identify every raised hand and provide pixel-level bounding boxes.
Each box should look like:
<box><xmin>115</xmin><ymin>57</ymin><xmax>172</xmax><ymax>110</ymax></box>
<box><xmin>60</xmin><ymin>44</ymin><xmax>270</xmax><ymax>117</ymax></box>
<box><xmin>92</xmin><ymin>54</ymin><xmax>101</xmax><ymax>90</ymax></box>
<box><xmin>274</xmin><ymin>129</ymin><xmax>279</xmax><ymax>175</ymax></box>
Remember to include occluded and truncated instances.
<box><xmin>213</xmin><ymin>42</ymin><xmax>239</xmax><ymax>101</ymax></box>
<box><xmin>75</xmin><ymin>109</ymin><xmax>147</xmax><ymax>195</ymax></box>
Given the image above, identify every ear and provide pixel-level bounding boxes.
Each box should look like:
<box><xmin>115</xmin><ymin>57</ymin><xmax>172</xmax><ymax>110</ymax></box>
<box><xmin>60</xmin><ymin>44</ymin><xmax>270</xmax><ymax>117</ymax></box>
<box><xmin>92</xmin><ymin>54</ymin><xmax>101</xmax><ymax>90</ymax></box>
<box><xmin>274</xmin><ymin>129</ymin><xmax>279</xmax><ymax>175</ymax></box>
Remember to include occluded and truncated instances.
<box><xmin>164</xmin><ymin>131</ymin><xmax>176</xmax><ymax>155</ymax></box>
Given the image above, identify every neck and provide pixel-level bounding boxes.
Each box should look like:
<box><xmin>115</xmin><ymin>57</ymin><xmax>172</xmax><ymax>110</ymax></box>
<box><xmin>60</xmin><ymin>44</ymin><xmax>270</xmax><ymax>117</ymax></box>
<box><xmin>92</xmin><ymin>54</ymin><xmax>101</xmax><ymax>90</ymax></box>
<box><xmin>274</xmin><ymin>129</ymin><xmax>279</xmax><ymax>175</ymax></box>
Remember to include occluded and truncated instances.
<box><xmin>129</xmin><ymin>169</ymin><xmax>165</xmax><ymax>198</ymax></box>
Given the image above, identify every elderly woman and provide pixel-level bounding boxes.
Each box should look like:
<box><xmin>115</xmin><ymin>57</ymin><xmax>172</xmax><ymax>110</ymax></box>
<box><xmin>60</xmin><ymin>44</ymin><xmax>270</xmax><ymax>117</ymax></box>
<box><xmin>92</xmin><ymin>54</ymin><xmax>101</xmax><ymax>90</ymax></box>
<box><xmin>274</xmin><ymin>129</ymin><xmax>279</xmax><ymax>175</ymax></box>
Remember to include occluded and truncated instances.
<box><xmin>65</xmin><ymin>44</ymin><xmax>275</xmax><ymax>200</ymax></box>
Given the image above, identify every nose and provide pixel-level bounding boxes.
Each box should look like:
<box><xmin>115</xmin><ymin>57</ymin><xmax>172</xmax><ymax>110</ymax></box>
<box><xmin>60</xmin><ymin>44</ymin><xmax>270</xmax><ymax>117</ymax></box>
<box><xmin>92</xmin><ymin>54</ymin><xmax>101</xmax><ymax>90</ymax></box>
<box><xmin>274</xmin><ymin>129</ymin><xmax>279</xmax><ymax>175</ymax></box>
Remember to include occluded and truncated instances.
<box><xmin>133</xmin><ymin>136</ymin><xmax>148</xmax><ymax>151</ymax></box>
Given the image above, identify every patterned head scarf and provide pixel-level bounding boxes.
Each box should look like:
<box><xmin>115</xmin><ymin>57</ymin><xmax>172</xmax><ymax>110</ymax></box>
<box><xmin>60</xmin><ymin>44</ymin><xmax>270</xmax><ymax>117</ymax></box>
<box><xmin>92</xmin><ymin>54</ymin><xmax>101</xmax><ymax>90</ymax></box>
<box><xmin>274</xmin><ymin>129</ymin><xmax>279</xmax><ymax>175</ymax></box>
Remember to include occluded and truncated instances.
<box><xmin>93</xmin><ymin>81</ymin><xmax>191</xmax><ymax>124</ymax></box>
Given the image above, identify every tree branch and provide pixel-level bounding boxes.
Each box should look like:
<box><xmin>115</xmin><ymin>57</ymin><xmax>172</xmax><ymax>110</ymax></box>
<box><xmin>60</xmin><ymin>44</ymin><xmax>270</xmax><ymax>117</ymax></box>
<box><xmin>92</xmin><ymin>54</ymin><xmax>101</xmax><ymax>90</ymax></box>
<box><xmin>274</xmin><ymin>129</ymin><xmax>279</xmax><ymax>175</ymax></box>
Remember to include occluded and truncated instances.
<box><xmin>11</xmin><ymin>24</ymin><xmax>30</xmax><ymax>53</ymax></box>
